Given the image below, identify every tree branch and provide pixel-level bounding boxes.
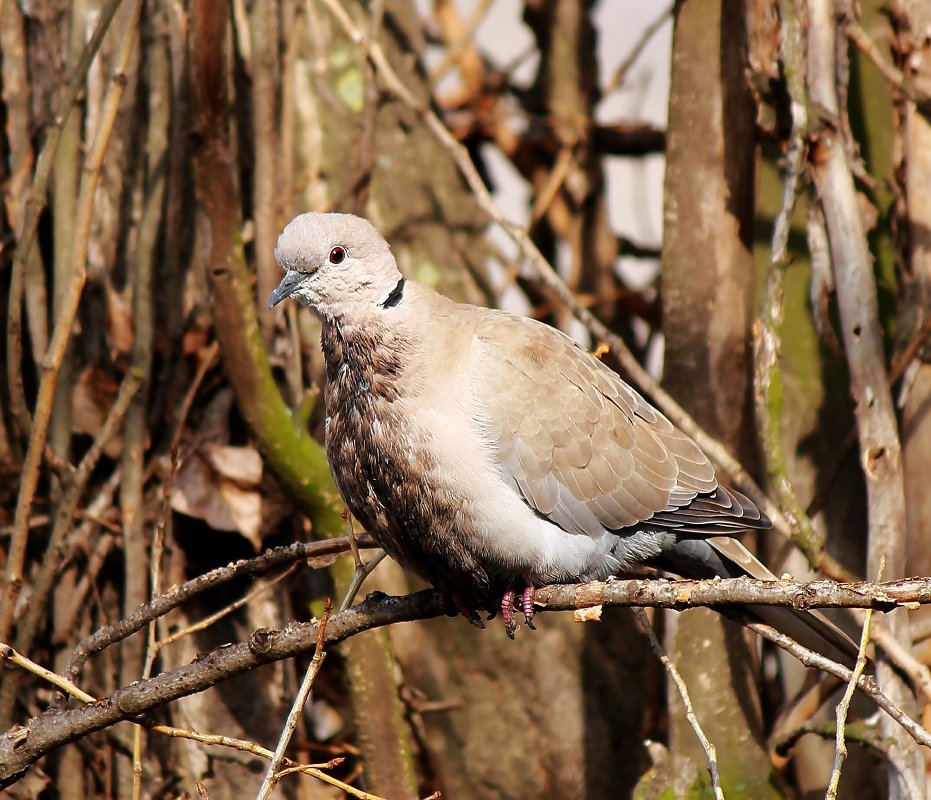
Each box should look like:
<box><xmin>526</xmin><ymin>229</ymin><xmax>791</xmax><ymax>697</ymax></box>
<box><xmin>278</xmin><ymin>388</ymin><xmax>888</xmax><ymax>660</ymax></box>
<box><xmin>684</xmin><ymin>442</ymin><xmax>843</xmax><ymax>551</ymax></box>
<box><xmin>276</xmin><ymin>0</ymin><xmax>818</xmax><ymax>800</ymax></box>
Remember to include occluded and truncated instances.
<box><xmin>61</xmin><ymin>536</ymin><xmax>374</xmax><ymax>683</ymax></box>
<box><xmin>5</xmin><ymin>573</ymin><xmax>931</xmax><ymax>784</ymax></box>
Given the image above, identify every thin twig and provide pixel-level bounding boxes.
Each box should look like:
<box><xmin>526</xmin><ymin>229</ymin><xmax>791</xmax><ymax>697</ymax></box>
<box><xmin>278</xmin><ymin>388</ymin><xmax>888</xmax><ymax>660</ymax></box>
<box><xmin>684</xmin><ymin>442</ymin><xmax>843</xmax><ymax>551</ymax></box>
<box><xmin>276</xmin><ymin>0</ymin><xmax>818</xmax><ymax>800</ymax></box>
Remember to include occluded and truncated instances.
<box><xmin>529</xmin><ymin>145</ymin><xmax>576</xmax><ymax>227</ymax></box>
<box><xmin>339</xmin><ymin>551</ymin><xmax>388</xmax><ymax>613</ymax></box>
<box><xmin>867</xmin><ymin>621</ymin><xmax>931</xmax><ymax>705</ymax></box>
<box><xmin>806</xmin><ymin>316</ymin><xmax>931</xmax><ymax>520</ymax></box>
<box><xmin>63</xmin><ymin>536</ymin><xmax>375</xmax><ymax>682</ymax></box>
<box><xmin>166</xmin><ymin>341</ymin><xmax>221</xmax><ymax>455</ymax></box>
<box><xmin>604</xmin><ymin>3</ymin><xmax>674</xmax><ymax>94</ymax></box>
<box><xmin>157</xmin><ymin>566</ymin><xmax>298</xmax><ymax>649</ymax></box>
<box><xmin>826</xmin><ymin>600</ymin><xmax>875</xmax><ymax>797</ymax></box>
<box><xmin>430</xmin><ymin>0</ymin><xmax>494</xmax><ymax>87</ymax></box>
<box><xmin>808</xmin><ymin>2</ymin><xmax>920</xmax><ymax>793</ymax></box>
<box><xmin>132</xmin><ymin>446</ymin><xmax>170</xmax><ymax>800</ymax></box>
<box><xmin>0</xmin><ymin>370</ymin><xmax>143</xmax><ymax>726</ymax></box>
<box><xmin>258</xmin><ymin>540</ymin><xmax>386</xmax><ymax>799</ymax></box>
<box><xmin>1</xmin><ymin>643</ymin><xmax>95</xmax><ymax>703</ymax></box>
<box><xmin>0</xmin><ymin>641</ymin><xmax>382</xmax><ymax>799</ymax></box>
<box><xmin>634</xmin><ymin>609</ymin><xmax>724</xmax><ymax>799</ymax></box>
<box><xmin>255</xmin><ymin>599</ymin><xmax>332</xmax><ymax>800</ymax></box>
<box><xmin>846</xmin><ymin>21</ymin><xmax>931</xmax><ymax>119</ymax></box>
<box><xmin>4</xmin><ymin>0</ymin><xmax>126</xmax><ymax>439</ymax></box>
<box><xmin>745</xmin><ymin>620</ymin><xmax>931</xmax><ymax>749</ymax></box>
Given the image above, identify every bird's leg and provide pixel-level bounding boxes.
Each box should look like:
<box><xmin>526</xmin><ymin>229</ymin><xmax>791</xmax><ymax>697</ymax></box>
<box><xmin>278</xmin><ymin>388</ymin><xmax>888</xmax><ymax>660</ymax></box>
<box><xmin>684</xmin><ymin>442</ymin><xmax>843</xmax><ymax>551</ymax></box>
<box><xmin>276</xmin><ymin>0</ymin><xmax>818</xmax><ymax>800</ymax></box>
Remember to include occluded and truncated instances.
<box><xmin>449</xmin><ymin>593</ymin><xmax>486</xmax><ymax>629</ymax></box>
<box><xmin>500</xmin><ymin>584</ymin><xmax>536</xmax><ymax>639</ymax></box>
<box><xmin>520</xmin><ymin>585</ymin><xmax>536</xmax><ymax>630</ymax></box>
<box><xmin>500</xmin><ymin>589</ymin><xmax>519</xmax><ymax>639</ymax></box>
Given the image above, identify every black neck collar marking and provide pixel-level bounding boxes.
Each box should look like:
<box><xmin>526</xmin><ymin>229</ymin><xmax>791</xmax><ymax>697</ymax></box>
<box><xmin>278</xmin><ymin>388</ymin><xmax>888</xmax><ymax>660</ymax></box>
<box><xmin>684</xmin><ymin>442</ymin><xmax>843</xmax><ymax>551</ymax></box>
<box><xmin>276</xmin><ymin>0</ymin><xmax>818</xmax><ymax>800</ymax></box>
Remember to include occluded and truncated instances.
<box><xmin>381</xmin><ymin>277</ymin><xmax>405</xmax><ymax>309</ymax></box>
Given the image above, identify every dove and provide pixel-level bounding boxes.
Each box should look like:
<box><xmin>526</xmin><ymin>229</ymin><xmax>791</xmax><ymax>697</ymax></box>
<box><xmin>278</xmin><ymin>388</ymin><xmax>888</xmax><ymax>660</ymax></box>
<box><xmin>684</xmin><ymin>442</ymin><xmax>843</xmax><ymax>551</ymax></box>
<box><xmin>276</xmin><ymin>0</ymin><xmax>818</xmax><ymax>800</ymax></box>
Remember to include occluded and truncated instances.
<box><xmin>269</xmin><ymin>211</ymin><xmax>856</xmax><ymax>662</ymax></box>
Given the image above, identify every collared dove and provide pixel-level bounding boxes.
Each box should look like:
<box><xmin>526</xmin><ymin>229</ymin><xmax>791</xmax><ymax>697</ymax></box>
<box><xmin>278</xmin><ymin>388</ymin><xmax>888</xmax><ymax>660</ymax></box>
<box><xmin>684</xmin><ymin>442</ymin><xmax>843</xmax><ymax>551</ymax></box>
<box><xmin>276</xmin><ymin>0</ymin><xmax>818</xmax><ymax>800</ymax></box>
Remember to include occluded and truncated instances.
<box><xmin>269</xmin><ymin>211</ymin><xmax>855</xmax><ymax>661</ymax></box>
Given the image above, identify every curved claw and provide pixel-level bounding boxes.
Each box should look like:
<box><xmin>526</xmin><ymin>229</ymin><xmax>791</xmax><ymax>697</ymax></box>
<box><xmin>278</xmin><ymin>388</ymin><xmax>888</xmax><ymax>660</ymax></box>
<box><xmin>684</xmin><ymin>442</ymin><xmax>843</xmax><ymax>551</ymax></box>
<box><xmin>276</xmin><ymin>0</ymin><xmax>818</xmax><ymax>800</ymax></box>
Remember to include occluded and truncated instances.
<box><xmin>449</xmin><ymin>593</ymin><xmax>486</xmax><ymax>629</ymax></box>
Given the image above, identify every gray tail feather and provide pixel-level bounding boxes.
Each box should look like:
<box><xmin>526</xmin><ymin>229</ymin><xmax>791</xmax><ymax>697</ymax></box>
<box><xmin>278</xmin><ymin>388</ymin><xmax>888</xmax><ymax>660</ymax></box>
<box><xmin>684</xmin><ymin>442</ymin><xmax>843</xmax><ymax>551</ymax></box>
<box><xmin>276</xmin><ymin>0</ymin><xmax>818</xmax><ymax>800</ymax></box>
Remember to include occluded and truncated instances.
<box><xmin>750</xmin><ymin>606</ymin><xmax>861</xmax><ymax>670</ymax></box>
<box><xmin>655</xmin><ymin>536</ymin><xmax>862</xmax><ymax>669</ymax></box>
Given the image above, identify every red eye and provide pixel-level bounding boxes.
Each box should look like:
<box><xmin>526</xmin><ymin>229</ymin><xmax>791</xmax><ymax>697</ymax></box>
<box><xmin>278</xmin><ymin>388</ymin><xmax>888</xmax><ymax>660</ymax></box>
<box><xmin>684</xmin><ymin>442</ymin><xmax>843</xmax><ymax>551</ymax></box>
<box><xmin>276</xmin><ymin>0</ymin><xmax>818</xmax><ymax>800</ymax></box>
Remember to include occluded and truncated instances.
<box><xmin>329</xmin><ymin>246</ymin><xmax>346</xmax><ymax>264</ymax></box>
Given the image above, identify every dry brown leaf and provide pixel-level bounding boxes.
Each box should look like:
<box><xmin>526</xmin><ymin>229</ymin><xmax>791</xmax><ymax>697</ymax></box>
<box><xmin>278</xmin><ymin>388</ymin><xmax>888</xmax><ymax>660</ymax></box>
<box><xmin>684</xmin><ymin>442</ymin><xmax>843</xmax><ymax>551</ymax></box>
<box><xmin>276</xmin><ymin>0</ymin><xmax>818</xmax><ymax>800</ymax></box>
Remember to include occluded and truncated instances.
<box><xmin>171</xmin><ymin>445</ymin><xmax>264</xmax><ymax>549</ymax></box>
<box><xmin>105</xmin><ymin>280</ymin><xmax>134</xmax><ymax>357</ymax></box>
<box><xmin>202</xmin><ymin>443</ymin><xmax>263</xmax><ymax>486</ymax></box>
<box><xmin>71</xmin><ymin>365</ymin><xmax>123</xmax><ymax>457</ymax></box>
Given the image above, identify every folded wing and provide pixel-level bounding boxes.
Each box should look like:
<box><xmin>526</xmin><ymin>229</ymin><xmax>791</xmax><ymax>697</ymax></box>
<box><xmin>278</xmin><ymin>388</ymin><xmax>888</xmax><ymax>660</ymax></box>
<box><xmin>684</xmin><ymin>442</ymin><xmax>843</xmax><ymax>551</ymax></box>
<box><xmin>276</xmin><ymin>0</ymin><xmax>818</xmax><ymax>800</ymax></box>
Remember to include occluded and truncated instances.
<box><xmin>475</xmin><ymin>313</ymin><xmax>768</xmax><ymax>538</ymax></box>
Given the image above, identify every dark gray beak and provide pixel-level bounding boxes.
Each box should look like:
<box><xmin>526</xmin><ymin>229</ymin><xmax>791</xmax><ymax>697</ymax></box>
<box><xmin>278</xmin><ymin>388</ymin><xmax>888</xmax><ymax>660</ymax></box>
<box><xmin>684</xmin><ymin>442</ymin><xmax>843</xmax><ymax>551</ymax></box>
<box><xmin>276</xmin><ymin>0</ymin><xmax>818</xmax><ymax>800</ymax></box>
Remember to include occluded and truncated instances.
<box><xmin>269</xmin><ymin>271</ymin><xmax>305</xmax><ymax>308</ymax></box>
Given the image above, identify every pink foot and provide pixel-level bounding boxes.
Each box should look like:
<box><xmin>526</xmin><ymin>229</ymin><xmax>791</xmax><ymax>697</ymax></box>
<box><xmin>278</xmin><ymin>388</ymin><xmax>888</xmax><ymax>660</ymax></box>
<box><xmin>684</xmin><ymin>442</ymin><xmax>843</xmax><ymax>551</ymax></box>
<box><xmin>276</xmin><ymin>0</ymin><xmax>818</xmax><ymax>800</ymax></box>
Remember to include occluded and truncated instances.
<box><xmin>521</xmin><ymin>585</ymin><xmax>536</xmax><ymax>629</ymax></box>
<box><xmin>500</xmin><ymin>585</ymin><xmax>537</xmax><ymax>639</ymax></box>
<box><xmin>501</xmin><ymin>589</ymin><xmax>517</xmax><ymax>638</ymax></box>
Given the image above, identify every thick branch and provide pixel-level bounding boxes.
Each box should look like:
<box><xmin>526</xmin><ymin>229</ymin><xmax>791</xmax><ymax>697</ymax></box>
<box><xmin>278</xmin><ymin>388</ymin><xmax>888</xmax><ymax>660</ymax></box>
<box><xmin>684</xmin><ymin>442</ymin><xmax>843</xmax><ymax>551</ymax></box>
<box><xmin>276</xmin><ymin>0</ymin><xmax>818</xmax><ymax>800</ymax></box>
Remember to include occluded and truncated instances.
<box><xmin>6</xmin><ymin>575</ymin><xmax>931</xmax><ymax>783</ymax></box>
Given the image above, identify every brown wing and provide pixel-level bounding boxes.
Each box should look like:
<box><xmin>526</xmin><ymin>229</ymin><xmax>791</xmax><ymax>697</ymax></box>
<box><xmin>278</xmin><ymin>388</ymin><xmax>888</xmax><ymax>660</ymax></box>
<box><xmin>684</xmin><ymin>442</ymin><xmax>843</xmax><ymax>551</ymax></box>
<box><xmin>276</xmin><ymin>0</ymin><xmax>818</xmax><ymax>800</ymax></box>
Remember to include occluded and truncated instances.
<box><xmin>475</xmin><ymin>311</ymin><xmax>765</xmax><ymax>537</ymax></box>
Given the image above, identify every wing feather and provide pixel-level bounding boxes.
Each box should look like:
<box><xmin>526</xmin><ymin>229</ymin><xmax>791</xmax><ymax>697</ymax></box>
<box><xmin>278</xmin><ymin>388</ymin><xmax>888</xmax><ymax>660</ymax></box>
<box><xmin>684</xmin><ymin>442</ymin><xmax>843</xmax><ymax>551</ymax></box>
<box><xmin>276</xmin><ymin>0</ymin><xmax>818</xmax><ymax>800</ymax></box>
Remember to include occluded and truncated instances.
<box><xmin>475</xmin><ymin>311</ymin><xmax>767</xmax><ymax>539</ymax></box>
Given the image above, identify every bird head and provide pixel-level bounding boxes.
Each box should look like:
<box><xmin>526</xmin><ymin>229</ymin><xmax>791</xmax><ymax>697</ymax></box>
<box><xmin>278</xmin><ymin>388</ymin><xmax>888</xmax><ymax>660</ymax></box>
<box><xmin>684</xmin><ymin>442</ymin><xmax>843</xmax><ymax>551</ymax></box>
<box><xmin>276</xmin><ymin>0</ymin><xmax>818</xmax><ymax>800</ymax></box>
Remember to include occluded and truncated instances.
<box><xmin>269</xmin><ymin>212</ymin><xmax>404</xmax><ymax>320</ymax></box>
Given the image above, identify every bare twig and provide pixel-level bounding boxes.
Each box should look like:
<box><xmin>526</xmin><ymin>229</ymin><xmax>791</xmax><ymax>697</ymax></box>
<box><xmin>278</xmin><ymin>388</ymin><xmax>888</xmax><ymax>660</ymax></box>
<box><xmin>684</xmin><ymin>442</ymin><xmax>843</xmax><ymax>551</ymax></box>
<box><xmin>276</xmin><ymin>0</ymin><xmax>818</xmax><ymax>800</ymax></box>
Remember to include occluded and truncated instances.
<box><xmin>826</xmin><ymin>600</ymin><xmax>875</xmax><ymax>797</ymax></box>
<box><xmin>604</xmin><ymin>3</ymin><xmax>674</xmax><ymax>94</ymax></box>
<box><xmin>773</xmin><ymin>717</ymin><xmax>922</xmax><ymax>798</ymax></box>
<box><xmin>430</xmin><ymin>0</ymin><xmax>494</xmax><ymax>88</ymax></box>
<box><xmin>846</xmin><ymin>21</ymin><xmax>931</xmax><ymax>119</ymax></box>
<box><xmin>123</xmin><ymin>15</ymin><xmax>170</xmax><ymax>777</ymax></box>
<box><xmin>867</xmin><ymin>621</ymin><xmax>931</xmax><ymax>706</ymax></box>
<box><xmin>256</xmin><ymin>600</ymin><xmax>332</xmax><ymax>800</ymax></box>
<box><xmin>806</xmin><ymin>316</ymin><xmax>931</xmax><ymax>520</ymax></box>
<box><xmin>247</xmin><ymin>0</ymin><xmax>281</xmax><ymax>343</ymax></box>
<box><xmin>529</xmin><ymin>146</ymin><xmax>576</xmax><ymax>227</ymax></box>
<box><xmin>1</xmin><ymin>0</ymin><xmax>145</xmax><ymax>656</ymax></box>
<box><xmin>1</xmin><ymin>643</ymin><xmax>95</xmax><ymax>704</ymax></box>
<box><xmin>339</xmin><ymin>551</ymin><xmax>388</xmax><ymax>613</ymax></box>
<box><xmin>4</xmin><ymin>0</ymin><xmax>126</xmax><ymax>439</ymax></box>
<box><xmin>132</xmin><ymin>443</ymin><xmax>171</xmax><ymax>800</ymax></box>
<box><xmin>0</xmin><ymin>370</ymin><xmax>143</xmax><ymax>726</ymax></box>
<box><xmin>745</xmin><ymin>620</ymin><xmax>931</xmax><ymax>749</ymax></box>
<box><xmin>157</xmin><ymin>566</ymin><xmax>298</xmax><ymax>649</ymax></box>
<box><xmin>0</xmin><ymin>642</ymin><xmax>383</xmax><ymax>799</ymax></box>
<box><xmin>634</xmin><ymin>609</ymin><xmax>724</xmax><ymax>800</ymax></box>
<box><xmin>807</xmin><ymin>1</ymin><xmax>920</xmax><ymax>793</ymax></box>
<box><xmin>63</xmin><ymin>536</ymin><xmax>376</xmax><ymax>682</ymax></box>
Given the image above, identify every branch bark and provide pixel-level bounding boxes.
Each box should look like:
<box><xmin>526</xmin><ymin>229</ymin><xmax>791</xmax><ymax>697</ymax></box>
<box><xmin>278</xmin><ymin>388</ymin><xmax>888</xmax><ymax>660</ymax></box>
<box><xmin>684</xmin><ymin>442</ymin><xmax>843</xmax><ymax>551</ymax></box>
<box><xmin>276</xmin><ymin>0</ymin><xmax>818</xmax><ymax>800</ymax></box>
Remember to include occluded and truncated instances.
<box><xmin>4</xmin><ymin>574</ymin><xmax>931</xmax><ymax>787</ymax></box>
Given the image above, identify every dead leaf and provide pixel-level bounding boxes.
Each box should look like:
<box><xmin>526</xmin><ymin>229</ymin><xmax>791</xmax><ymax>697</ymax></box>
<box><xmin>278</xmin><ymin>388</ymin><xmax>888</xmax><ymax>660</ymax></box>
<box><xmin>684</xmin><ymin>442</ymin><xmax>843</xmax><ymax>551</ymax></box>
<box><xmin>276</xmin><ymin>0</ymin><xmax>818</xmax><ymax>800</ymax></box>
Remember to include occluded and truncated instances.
<box><xmin>72</xmin><ymin>366</ymin><xmax>123</xmax><ymax>458</ymax></box>
<box><xmin>203</xmin><ymin>443</ymin><xmax>263</xmax><ymax>486</ymax></box>
<box><xmin>171</xmin><ymin>445</ymin><xmax>264</xmax><ymax>549</ymax></box>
